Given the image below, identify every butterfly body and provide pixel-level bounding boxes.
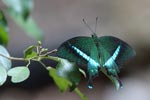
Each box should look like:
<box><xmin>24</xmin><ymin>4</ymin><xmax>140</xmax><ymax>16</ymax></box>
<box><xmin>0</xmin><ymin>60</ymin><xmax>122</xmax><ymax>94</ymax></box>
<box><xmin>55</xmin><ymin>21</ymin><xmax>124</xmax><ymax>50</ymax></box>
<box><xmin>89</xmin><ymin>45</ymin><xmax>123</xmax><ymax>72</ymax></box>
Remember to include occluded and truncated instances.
<box><xmin>57</xmin><ymin>34</ymin><xmax>136</xmax><ymax>89</ymax></box>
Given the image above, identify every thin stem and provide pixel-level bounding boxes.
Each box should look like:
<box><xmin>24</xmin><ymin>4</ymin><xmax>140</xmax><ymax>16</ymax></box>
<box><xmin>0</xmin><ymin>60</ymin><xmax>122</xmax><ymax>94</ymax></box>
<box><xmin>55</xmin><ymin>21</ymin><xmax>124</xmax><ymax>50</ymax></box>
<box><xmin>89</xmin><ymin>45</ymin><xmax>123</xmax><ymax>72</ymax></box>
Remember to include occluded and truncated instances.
<box><xmin>26</xmin><ymin>60</ymin><xmax>31</xmax><ymax>67</ymax></box>
<box><xmin>39</xmin><ymin>60</ymin><xmax>47</xmax><ymax>69</ymax></box>
<box><xmin>37</xmin><ymin>41</ymin><xmax>42</xmax><ymax>55</ymax></box>
<box><xmin>39</xmin><ymin>56</ymin><xmax>60</xmax><ymax>62</ymax></box>
<box><xmin>74</xmin><ymin>88</ymin><xmax>87</xmax><ymax>100</ymax></box>
<box><xmin>0</xmin><ymin>53</ymin><xmax>26</xmax><ymax>61</ymax></box>
<box><xmin>36</xmin><ymin>46</ymin><xmax>40</xmax><ymax>55</ymax></box>
<box><xmin>41</xmin><ymin>49</ymin><xmax>57</xmax><ymax>56</ymax></box>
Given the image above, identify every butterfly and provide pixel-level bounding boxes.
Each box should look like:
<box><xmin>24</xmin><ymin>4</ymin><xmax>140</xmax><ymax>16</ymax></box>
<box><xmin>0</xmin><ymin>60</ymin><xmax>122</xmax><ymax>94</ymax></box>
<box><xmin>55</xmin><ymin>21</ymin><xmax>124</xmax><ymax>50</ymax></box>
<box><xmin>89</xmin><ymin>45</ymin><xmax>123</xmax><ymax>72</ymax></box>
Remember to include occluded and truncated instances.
<box><xmin>57</xmin><ymin>19</ymin><xmax>136</xmax><ymax>89</ymax></box>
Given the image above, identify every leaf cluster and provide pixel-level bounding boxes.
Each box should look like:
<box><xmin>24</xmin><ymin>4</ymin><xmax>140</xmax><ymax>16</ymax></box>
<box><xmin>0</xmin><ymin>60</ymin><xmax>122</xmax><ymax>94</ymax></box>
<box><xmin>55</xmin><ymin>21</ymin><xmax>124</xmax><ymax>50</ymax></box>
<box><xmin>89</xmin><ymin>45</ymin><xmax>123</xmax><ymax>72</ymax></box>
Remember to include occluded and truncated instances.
<box><xmin>0</xmin><ymin>1</ymin><xmax>87</xmax><ymax>99</ymax></box>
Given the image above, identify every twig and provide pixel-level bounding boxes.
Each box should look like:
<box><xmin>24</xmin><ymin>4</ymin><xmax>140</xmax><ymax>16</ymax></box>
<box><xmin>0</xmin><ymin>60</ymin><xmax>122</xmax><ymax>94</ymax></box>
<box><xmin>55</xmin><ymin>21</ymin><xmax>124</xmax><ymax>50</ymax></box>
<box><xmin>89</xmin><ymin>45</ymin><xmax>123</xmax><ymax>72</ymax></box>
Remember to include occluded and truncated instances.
<box><xmin>74</xmin><ymin>88</ymin><xmax>87</xmax><ymax>100</ymax></box>
<box><xmin>0</xmin><ymin>53</ymin><xmax>26</xmax><ymax>61</ymax></box>
<box><xmin>39</xmin><ymin>60</ymin><xmax>47</xmax><ymax>69</ymax></box>
<box><xmin>41</xmin><ymin>49</ymin><xmax>57</xmax><ymax>56</ymax></box>
<box><xmin>26</xmin><ymin>60</ymin><xmax>31</xmax><ymax>67</ymax></box>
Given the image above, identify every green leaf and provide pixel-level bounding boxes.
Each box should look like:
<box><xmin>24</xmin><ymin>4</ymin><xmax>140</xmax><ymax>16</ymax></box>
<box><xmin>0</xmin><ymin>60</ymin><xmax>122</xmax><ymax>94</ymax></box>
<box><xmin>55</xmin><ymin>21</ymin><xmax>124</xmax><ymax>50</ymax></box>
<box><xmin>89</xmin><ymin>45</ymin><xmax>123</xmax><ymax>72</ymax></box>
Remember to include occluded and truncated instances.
<box><xmin>48</xmin><ymin>67</ymin><xmax>87</xmax><ymax>100</ymax></box>
<box><xmin>0</xmin><ymin>45</ymin><xmax>12</xmax><ymax>70</ymax></box>
<box><xmin>24</xmin><ymin>45</ymin><xmax>37</xmax><ymax>59</ymax></box>
<box><xmin>7</xmin><ymin>66</ymin><xmax>30</xmax><ymax>83</ymax></box>
<box><xmin>44</xmin><ymin>56</ymin><xmax>82</xmax><ymax>91</ymax></box>
<box><xmin>7</xmin><ymin>10</ymin><xmax>43</xmax><ymax>41</ymax></box>
<box><xmin>56</xmin><ymin>58</ymin><xmax>81</xmax><ymax>90</ymax></box>
<box><xmin>0</xmin><ymin>11</ymin><xmax>9</xmax><ymax>46</ymax></box>
<box><xmin>0</xmin><ymin>11</ymin><xmax>7</xmax><ymax>27</ymax></box>
<box><xmin>0</xmin><ymin>65</ymin><xmax>7</xmax><ymax>86</ymax></box>
<box><xmin>48</xmin><ymin>67</ymin><xmax>72</xmax><ymax>92</ymax></box>
<box><xmin>2</xmin><ymin>0</ymin><xmax>33</xmax><ymax>19</ymax></box>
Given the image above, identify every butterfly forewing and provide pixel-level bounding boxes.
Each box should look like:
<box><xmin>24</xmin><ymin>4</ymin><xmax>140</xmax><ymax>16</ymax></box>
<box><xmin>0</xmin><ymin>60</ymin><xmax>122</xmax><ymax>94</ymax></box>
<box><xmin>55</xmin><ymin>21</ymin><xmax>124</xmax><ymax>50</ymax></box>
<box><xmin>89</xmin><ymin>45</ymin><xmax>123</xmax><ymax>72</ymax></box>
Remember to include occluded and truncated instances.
<box><xmin>57</xmin><ymin>36</ymin><xmax>100</xmax><ymax>67</ymax></box>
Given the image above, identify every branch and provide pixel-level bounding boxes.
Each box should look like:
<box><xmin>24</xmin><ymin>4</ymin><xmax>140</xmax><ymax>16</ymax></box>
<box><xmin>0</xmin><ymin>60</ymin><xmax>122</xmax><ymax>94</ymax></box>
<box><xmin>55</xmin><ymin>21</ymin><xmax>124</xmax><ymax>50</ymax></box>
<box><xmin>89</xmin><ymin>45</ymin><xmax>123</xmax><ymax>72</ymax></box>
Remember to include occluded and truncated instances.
<box><xmin>0</xmin><ymin>53</ymin><xmax>26</xmax><ymax>61</ymax></box>
<box><xmin>41</xmin><ymin>49</ymin><xmax>57</xmax><ymax>56</ymax></box>
<box><xmin>39</xmin><ymin>61</ymin><xmax>47</xmax><ymax>68</ymax></box>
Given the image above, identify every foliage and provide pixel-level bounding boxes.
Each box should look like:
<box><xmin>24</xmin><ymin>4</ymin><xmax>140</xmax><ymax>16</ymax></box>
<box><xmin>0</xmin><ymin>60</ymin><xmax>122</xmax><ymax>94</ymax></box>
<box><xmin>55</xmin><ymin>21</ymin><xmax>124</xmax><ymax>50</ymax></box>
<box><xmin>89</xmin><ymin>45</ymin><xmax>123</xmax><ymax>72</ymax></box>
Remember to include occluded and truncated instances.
<box><xmin>2</xmin><ymin>0</ymin><xmax>43</xmax><ymax>41</ymax></box>
<box><xmin>0</xmin><ymin>11</ymin><xmax>9</xmax><ymax>46</ymax></box>
<box><xmin>0</xmin><ymin>0</ymin><xmax>87</xmax><ymax>99</ymax></box>
<box><xmin>0</xmin><ymin>45</ymin><xmax>12</xmax><ymax>70</ymax></box>
<box><xmin>7</xmin><ymin>66</ymin><xmax>30</xmax><ymax>83</ymax></box>
<box><xmin>0</xmin><ymin>41</ymin><xmax>87</xmax><ymax>100</ymax></box>
<box><xmin>0</xmin><ymin>65</ymin><xmax>7</xmax><ymax>85</ymax></box>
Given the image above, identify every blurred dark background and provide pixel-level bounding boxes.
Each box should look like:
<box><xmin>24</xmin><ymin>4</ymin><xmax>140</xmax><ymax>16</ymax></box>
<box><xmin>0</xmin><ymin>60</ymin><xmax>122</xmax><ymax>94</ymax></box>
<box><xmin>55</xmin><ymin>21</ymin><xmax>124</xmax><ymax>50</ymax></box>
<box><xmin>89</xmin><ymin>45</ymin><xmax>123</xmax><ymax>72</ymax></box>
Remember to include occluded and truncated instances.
<box><xmin>0</xmin><ymin>0</ymin><xmax>149</xmax><ymax>100</ymax></box>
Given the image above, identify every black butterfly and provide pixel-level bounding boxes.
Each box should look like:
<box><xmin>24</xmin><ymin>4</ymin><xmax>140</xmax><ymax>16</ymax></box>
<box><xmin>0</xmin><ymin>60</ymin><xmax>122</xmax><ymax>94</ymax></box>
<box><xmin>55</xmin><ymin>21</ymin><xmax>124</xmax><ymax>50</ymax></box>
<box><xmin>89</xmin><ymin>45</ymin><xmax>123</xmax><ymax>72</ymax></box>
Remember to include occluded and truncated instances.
<box><xmin>57</xmin><ymin>19</ymin><xmax>136</xmax><ymax>89</ymax></box>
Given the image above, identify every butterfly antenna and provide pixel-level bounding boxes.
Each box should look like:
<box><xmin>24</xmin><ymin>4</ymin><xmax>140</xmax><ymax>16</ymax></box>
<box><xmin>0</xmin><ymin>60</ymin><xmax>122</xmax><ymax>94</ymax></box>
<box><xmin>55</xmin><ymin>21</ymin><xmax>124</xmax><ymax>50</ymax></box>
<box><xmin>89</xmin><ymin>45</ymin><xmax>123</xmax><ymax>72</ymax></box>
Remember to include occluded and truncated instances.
<box><xmin>95</xmin><ymin>17</ymin><xmax>98</xmax><ymax>34</ymax></box>
<box><xmin>83</xmin><ymin>18</ymin><xmax>95</xmax><ymax>34</ymax></box>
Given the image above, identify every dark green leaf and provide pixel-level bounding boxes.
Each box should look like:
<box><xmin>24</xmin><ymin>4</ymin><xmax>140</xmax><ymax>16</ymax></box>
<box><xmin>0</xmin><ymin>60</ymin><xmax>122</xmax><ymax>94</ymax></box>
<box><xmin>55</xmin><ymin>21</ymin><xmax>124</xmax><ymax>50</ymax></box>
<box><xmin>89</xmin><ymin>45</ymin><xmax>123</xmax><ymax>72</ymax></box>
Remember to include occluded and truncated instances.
<box><xmin>48</xmin><ymin>67</ymin><xmax>87</xmax><ymax>100</ymax></box>
<box><xmin>0</xmin><ymin>45</ymin><xmax>12</xmax><ymax>70</ymax></box>
<box><xmin>0</xmin><ymin>11</ymin><xmax>9</xmax><ymax>46</ymax></box>
<box><xmin>7</xmin><ymin>66</ymin><xmax>30</xmax><ymax>83</ymax></box>
<box><xmin>48</xmin><ymin>67</ymin><xmax>72</xmax><ymax>92</ymax></box>
<box><xmin>24</xmin><ymin>45</ymin><xmax>37</xmax><ymax>59</ymax></box>
<box><xmin>56</xmin><ymin>58</ymin><xmax>81</xmax><ymax>90</ymax></box>
<box><xmin>0</xmin><ymin>65</ymin><xmax>7</xmax><ymax>86</ymax></box>
<box><xmin>2</xmin><ymin>0</ymin><xmax>33</xmax><ymax>19</ymax></box>
<box><xmin>0</xmin><ymin>11</ymin><xmax>7</xmax><ymax>27</ymax></box>
<box><xmin>42</xmin><ymin>56</ymin><xmax>83</xmax><ymax>90</ymax></box>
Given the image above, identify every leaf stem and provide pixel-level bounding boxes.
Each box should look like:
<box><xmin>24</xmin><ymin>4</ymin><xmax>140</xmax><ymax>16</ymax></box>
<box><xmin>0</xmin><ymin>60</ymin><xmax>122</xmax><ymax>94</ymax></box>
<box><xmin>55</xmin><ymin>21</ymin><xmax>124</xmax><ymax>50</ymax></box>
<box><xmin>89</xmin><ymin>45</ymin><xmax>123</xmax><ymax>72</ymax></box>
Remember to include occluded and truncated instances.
<box><xmin>39</xmin><ymin>56</ymin><xmax>60</xmax><ymax>62</ymax></box>
<box><xmin>74</xmin><ymin>88</ymin><xmax>87</xmax><ymax>100</ymax></box>
<box><xmin>41</xmin><ymin>49</ymin><xmax>57</xmax><ymax>56</ymax></box>
<box><xmin>39</xmin><ymin>60</ymin><xmax>47</xmax><ymax>69</ymax></box>
<box><xmin>26</xmin><ymin>60</ymin><xmax>31</xmax><ymax>67</ymax></box>
<box><xmin>0</xmin><ymin>53</ymin><xmax>26</xmax><ymax>61</ymax></box>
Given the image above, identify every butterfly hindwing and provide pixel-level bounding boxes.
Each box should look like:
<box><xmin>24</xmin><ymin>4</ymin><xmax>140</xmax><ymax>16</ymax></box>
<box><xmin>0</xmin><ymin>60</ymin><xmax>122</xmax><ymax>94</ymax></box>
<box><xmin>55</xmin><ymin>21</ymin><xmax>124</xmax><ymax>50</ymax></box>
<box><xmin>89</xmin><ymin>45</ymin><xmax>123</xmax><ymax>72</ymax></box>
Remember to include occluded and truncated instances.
<box><xmin>97</xmin><ymin>36</ymin><xmax>136</xmax><ymax>88</ymax></box>
<box><xmin>98</xmin><ymin>36</ymin><xmax>136</xmax><ymax>68</ymax></box>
